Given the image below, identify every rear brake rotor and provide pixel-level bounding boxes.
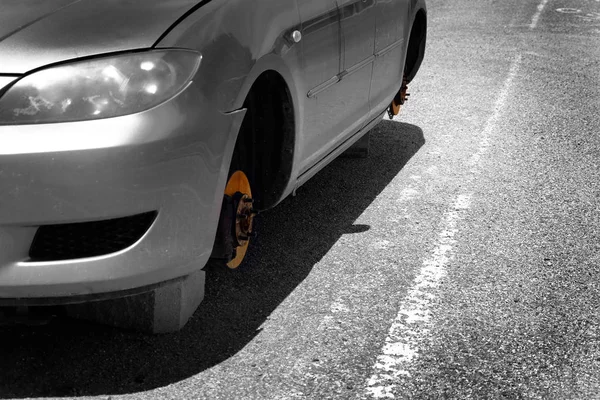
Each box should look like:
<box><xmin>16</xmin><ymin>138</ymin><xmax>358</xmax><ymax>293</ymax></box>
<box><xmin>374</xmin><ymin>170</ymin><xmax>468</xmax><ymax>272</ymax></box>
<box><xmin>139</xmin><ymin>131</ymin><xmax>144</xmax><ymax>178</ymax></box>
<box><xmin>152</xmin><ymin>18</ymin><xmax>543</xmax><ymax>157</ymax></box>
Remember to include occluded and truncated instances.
<box><xmin>389</xmin><ymin>75</ymin><xmax>410</xmax><ymax>118</ymax></box>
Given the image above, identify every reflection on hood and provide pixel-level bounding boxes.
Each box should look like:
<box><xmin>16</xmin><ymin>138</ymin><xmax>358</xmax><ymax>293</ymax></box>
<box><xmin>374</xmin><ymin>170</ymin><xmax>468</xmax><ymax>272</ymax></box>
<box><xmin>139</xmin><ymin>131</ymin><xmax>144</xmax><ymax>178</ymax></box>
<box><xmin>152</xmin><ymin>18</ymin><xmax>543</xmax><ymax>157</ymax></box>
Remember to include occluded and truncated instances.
<box><xmin>0</xmin><ymin>0</ymin><xmax>203</xmax><ymax>73</ymax></box>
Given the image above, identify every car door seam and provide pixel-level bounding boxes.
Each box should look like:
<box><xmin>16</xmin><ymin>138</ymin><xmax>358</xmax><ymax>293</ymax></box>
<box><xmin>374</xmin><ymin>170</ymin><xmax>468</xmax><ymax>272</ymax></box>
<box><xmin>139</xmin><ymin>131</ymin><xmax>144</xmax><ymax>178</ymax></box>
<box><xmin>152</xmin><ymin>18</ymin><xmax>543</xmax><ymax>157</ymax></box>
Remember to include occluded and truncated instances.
<box><xmin>340</xmin><ymin>55</ymin><xmax>375</xmax><ymax>79</ymax></box>
<box><xmin>374</xmin><ymin>38</ymin><xmax>405</xmax><ymax>58</ymax></box>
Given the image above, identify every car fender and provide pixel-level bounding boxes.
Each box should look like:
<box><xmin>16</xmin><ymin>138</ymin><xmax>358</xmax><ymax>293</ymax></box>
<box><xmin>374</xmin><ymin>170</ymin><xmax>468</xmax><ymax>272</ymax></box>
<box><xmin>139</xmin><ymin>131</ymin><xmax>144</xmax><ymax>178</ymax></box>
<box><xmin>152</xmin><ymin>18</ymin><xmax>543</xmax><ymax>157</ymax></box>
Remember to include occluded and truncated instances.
<box><xmin>154</xmin><ymin>0</ymin><xmax>302</xmax><ymax>113</ymax></box>
<box><xmin>410</xmin><ymin>0</ymin><xmax>427</xmax><ymax>17</ymax></box>
<box><xmin>155</xmin><ymin>0</ymin><xmax>304</xmax><ymax>202</ymax></box>
<box><xmin>231</xmin><ymin>53</ymin><xmax>304</xmax><ymax>198</ymax></box>
<box><xmin>405</xmin><ymin>0</ymin><xmax>427</xmax><ymax>82</ymax></box>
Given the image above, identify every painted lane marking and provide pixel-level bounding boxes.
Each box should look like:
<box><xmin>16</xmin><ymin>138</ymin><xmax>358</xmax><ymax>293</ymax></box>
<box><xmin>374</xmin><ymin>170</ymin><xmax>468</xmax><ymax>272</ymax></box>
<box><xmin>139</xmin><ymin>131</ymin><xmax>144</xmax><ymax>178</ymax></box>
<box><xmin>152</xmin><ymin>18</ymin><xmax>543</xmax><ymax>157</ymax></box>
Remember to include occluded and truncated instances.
<box><xmin>307</xmin><ymin>184</ymin><xmax>423</xmax><ymax>331</ymax></box>
<box><xmin>365</xmin><ymin>54</ymin><xmax>522</xmax><ymax>400</ymax></box>
<box><xmin>468</xmin><ymin>55</ymin><xmax>522</xmax><ymax>169</ymax></box>
<box><xmin>556</xmin><ymin>8</ymin><xmax>600</xmax><ymax>20</ymax></box>
<box><xmin>576</xmin><ymin>12</ymin><xmax>600</xmax><ymax>20</ymax></box>
<box><xmin>365</xmin><ymin>194</ymin><xmax>473</xmax><ymax>399</ymax></box>
<box><xmin>530</xmin><ymin>0</ymin><xmax>550</xmax><ymax>29</ymax></box>
<box><xmin>556</xmin><ymin>7</ymin><xmax>581</xmax><ymax>13</ymax></box>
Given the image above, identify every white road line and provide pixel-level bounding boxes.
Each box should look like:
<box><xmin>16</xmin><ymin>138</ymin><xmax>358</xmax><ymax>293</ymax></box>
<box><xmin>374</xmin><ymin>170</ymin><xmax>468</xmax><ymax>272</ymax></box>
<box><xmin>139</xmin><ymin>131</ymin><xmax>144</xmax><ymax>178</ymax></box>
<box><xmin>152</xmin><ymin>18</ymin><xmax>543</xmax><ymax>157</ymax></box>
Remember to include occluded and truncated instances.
<box><xmin>365</xmin><ymin>54</ymin><xmax>523</xmax><ymax>400</ymax></box>
<box><xmin>530</xmin><ymin>0</ymin><xmax>550</xmax><ymax>29</ymax></box>
<box><xmin>315</xmin><ymin>186</ymin><xmax>420</xmax><ymax>327</ymax></box>
<box><xmin>468</xmin><ymin>54</ymin><xmax>522</xmax><ymax>168</ymax></box>
<box><xmin>365</xmin><ymin>194</ymin><xmax>473</xmax><ymax>399</ymax></box>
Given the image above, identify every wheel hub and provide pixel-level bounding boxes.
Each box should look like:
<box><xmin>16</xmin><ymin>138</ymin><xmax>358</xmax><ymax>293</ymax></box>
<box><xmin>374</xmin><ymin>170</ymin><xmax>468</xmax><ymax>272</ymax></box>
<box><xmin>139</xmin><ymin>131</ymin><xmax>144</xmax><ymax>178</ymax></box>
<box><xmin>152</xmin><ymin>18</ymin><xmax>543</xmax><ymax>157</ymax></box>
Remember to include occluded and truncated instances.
<box><xmin>232</xmin><ymin>192</ymin><xmax>256</xmax><ymax>247</ymax></box>
<box><xmin>223</xmin><ymin>170</ymin><xmax>254</xmax><ymax>269</ymax></box>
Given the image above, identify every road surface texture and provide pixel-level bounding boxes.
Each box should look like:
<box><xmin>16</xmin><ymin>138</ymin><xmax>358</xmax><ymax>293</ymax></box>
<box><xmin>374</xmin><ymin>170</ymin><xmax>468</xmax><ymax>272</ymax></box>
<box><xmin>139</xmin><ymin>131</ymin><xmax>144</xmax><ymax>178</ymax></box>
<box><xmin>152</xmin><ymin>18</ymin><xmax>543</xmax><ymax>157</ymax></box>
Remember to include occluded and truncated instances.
<box><xmin>1</xmin><ymin>0</ymin><xmax>599</xmax><ymax>398</ymax></box>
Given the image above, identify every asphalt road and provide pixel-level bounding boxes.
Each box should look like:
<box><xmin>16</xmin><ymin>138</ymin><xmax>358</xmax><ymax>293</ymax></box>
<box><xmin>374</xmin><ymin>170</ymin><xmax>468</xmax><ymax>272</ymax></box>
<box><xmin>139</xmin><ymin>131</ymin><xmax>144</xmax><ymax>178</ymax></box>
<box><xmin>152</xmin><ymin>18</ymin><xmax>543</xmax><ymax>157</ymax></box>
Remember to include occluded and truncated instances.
<box><xmin>1</xmin><ymin>0</ymin><xmax>600</xmax><ymax>398</ymax></box>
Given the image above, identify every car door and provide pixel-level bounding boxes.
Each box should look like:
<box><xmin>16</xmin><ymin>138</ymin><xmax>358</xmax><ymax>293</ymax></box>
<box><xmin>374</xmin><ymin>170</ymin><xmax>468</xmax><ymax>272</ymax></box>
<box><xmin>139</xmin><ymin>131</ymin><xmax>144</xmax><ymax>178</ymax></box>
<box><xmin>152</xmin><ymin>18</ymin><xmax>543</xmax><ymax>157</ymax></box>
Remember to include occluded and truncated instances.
<box><xmin>295</xmin><ymin>0</ymin><xmax>344</xmax><ymax>174</ymax></box>
<box><xmin>368</xmin><ymin>0</ymin><xmax>411</xmax><ymax>120</ymax></box>
<box><xmin>335</xmin><ymin>0</ymin><xmax>377</xmax><ymax>136</ymax></box>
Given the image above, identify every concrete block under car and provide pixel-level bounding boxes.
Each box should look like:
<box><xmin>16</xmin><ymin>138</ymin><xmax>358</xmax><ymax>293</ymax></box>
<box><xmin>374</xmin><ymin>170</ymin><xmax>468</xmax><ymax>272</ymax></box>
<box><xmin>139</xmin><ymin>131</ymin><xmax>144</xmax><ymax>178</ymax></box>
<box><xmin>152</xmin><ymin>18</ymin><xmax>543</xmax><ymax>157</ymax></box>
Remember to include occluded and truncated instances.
<box><xmin>65</xmin><ymin>270</ymin><xmax>205</xmax><ymax>334</ymax></box>
<box><xmin>342</xmin><ymin>132</ymin><xmax>370</xmax><ymax>158</ymax></box>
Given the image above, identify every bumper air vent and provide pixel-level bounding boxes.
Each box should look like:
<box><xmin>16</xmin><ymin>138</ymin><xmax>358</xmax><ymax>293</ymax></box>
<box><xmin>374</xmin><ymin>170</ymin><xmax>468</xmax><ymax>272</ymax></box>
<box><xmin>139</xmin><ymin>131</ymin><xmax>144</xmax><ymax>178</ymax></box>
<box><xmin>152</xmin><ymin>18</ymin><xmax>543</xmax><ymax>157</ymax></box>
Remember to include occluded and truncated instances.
<box><xmin>29</xmin><ymin>211</ymin><xmax>157</xmax><ymax>262</ymax></box>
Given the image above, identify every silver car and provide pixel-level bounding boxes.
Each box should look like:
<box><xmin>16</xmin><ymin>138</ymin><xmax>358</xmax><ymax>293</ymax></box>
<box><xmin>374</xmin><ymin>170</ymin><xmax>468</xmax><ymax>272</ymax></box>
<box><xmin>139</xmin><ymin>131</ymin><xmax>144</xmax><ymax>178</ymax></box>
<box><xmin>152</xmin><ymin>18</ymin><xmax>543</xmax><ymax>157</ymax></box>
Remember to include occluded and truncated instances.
<box><xmin>0</xmin><ymin>0</ymin><xmax>426</xmax><ymax>332</ymax></box>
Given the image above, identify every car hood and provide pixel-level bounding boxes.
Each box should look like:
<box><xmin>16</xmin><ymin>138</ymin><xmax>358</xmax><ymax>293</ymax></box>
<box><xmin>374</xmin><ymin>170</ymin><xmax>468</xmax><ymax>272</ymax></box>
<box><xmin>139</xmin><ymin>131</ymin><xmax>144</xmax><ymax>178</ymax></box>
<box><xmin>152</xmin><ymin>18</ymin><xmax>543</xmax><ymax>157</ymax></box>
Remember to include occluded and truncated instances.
<box><xmin>0</xmin><ymin>0</ymin><xmax>203</xmax><ymax>74</ymax></box>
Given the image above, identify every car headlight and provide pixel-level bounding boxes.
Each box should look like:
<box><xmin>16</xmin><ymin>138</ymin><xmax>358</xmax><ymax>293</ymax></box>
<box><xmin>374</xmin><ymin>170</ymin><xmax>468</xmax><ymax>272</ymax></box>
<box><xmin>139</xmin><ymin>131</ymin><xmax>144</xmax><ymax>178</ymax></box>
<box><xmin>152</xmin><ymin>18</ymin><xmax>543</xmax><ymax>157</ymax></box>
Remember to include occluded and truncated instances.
<box><xmin>0</xmin><ymin>50</ymin><xmax>202</xmax><ymax>125</ymax></box>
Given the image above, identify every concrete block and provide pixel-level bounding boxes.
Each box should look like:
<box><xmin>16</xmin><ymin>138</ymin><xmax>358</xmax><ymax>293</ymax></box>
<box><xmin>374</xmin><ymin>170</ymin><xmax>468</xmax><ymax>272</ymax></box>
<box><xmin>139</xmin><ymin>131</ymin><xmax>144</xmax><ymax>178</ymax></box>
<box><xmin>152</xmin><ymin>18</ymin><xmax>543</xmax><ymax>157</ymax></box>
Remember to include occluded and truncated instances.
<box><xmin>65</xmin><ymin>269</ymin><xmax>205</xmax><ymax>334</ymax></box>
<box><xmin>342</xmin><ymin>132</ymin><xmax>370</xmax><ymax>158</ymax></box>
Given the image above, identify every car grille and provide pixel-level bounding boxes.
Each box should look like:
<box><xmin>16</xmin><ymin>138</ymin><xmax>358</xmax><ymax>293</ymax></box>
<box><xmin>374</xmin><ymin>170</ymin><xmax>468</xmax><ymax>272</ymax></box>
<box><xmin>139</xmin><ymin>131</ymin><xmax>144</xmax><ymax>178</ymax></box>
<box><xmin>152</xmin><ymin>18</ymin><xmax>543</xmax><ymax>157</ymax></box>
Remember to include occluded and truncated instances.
<box><xmin>29</xmin><ymin>211</ymin><xmax>157</xmax><ymax>262</ymax></box>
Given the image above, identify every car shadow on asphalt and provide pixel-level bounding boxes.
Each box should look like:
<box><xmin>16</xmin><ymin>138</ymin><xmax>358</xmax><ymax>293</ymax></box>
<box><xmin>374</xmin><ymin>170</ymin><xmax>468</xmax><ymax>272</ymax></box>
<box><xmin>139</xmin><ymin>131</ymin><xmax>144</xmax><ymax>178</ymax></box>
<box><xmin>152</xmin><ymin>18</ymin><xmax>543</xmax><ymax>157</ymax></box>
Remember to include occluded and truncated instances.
<box><xmin>0</xmin><ymin>120</ymin><xmax>424</xmax><ymax>398</ymax></box>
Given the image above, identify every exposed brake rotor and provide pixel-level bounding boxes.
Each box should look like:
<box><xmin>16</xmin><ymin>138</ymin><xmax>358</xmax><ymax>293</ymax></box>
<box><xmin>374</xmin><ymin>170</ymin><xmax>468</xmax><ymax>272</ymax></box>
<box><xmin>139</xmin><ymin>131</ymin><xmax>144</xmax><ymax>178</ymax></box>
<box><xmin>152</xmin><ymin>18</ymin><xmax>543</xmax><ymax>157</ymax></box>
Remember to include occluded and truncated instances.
<box><xmin>231</xmin><ymin>192</ymin><xmax>256</xmax><ymax>247</ymax></box>
<box><xmin>388</xmin><ymin>75</ymin><xmax>410</xmax><ymax>118</ymax></box>
<box><xmin>224</xmin><ymin>171</ymin><xmax>256</xmax><ymax>269</ymax></box>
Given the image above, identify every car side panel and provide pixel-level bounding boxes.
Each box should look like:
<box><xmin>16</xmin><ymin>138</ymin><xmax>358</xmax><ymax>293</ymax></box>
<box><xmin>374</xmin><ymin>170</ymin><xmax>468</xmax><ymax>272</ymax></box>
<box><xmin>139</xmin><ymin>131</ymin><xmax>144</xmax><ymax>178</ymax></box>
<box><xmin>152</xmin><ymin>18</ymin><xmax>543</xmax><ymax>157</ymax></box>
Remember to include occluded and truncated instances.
<box><xmin>368</xmin><ymin>0</ymin><xmax>411</xmax><ymax>120</ymax></box>
<box><xmin>324</xmin><ymin>0</ymin><xmax>375</xmax><ymax>155</ymax></box>
<box><xmin>294</xmin><ymin>0</ymin><xmax>346</xmax><ymax>173</ymax></box>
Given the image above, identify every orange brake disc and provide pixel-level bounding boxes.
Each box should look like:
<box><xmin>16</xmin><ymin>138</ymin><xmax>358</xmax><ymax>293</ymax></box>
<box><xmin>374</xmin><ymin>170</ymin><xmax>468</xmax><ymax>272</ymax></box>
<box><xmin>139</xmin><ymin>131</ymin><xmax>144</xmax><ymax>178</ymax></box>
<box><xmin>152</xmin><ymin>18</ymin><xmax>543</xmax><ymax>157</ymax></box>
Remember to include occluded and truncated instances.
<box><xmin>224</xmin><ymin>171</ymin><xmax>254</xmax><ymax>269</ymax></box>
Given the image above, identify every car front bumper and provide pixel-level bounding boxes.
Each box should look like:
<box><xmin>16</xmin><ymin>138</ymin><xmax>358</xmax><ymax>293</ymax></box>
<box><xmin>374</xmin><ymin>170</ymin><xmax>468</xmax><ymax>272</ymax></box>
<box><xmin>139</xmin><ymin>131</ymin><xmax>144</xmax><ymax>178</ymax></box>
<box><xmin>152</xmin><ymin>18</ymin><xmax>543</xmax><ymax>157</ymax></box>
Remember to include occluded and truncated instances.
<box><xmin>0</xmin><ymin>84</ymin><xmax>245</xmax><ymax>301</ymax></box>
